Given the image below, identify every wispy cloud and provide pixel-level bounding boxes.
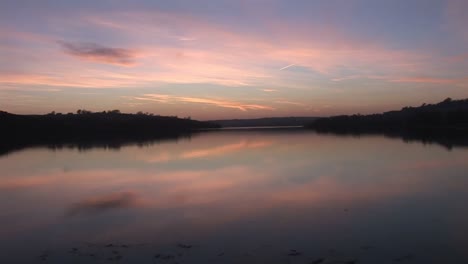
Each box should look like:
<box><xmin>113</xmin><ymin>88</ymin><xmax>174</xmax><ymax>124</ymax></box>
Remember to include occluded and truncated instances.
<box><xmin>177</xmin><ymin>36</ymin><xmax>197</xmax><ymax>41</ymax></box>
<box><xmin>58</xmin><ymin>41</ymin><xmax>137</xmax><ymax>66</ymax></box>
<box><xmin>331</xmin><ymin>75</ymin><xmax>364</xmax><ymax>82</ymax></box>
<box><xmin>0</xmin><ymin>72</ymin><xmax>146</xmax><ymax>88</ymax></box>
<box><xmin>389</xmin><ymin>76</ymin><xmax>459</xmax><ymax>84</ymax></box>
<box><xmin>331</xmin><ymin>75</ymin><xmax>389</xmax><ymax>82</ymax></box>
<box><xmin>133</xmin><ymin>94</ymin><xmax>274</xmax><ymax>111</ymax></box>
<box><xmin>279</xmin><ymin>64</ymin><xmax>296</xmax><ymax>71</ymax></box>
<box><xmin>79</xmin><ymin>11</ymin><xmax>427</xmax><ymax>83</ymax></box>
<box><xmin>262</xmin><ymin>89</ymin><xmax>277</xmax><ymax>92</ymax></box>
<box><xmin>2</xmin><ymin>4</ymin><xmax>468</xmax><ymax>116</ymax></box>
<box><xmin>274</xmin><ymin>100</ymin><xmax>306</xmax><ymax>106</ymax></box>
<box><xmin>1</xmin><ymin>11</ymin><xmax>436</xmax><ymax>91</ymax></box>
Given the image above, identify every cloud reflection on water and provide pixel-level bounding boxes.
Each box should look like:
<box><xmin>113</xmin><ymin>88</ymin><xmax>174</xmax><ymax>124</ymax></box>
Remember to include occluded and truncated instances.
<box><xmin>66</xmin><ymin>191</ymin><xmax>140</xmax><ymax>216</ymax></box>
<box><xmin>1</xmin><ymin>132</ymin><xmax>468</xmax><ymax>263</ymax></box>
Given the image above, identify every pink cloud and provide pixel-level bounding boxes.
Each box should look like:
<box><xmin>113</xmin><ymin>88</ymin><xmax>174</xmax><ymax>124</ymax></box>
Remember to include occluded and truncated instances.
<box><xmin>390</xmin><ymin>76</ymin><xmax>460</xmax><ymax>84</ymax></box>
<box><xmin>76</xmin><ymin>10</ymin><xmax>428</xmax><ymax>84</ymax></box>
<box><xmin>273</xmin><ymin>100</ymin><xmax>306</xmax><ymax>106</ymax></box>
<box><xmin>2</xmin><ymin>7</ymin><xmax>468</xmax><ymax>117</ymax></box>
<box><xmin>181</xmin><ymin>140</ymin><xmax>272</xmax><ymax>159</ymax></box>
<box><xmin>133</xmin><ymin>94</ymin><xmax>274</xmax><ymax>111</ymax></box>
<box><xmin>0</xmin><ymin>9</ymin><xmax>439</xmax><ymax>92</ymax></box>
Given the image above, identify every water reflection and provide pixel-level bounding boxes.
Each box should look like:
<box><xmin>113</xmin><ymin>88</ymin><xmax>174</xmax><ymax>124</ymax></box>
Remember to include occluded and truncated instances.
<box><xmin>1</xmin><ymin>127</ymin><xmax>468</xmax><ymax>159</ymax></box>
<box><xmin>314</xmin><ymin>129</ymin><xmax>468</xmax><ymax>151</ymax></box>
<box><xmin>180</xmin><ymin>140</ymin><xmax>272</xmax><ymax>159</ymax></box>
<box><xmin>66</xmin><ymin>191</ymin><xmax>140</xmax><ymax>216</ymax></box>
<box><xmin>0</xmin><ymin>130</ymin><xmax>468</xmax><ymax>263</ymax></box>
<box><xmin>0</xmin><ymin>133</ymin><xmax>193</xmax><ymax>157</ymax></box>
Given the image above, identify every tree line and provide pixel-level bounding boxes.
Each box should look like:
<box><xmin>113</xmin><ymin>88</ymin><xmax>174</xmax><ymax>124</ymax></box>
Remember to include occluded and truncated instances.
<box><xmin>306</xmin><ymin>98</ymin><xmax>468</xmax><ymax>134</ymax></box>
<box><xmin>0</xmin><ymin>110</ymin><xmax>219</xmax><ymax>143</ymax></box>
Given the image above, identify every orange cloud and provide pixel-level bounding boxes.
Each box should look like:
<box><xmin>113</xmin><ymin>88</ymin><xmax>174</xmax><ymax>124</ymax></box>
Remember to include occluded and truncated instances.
<box><xmin>181</xmin><ymin>140</ymin><xmax>272</xmax><ymax>159</ymax></box>
<box><xmin>133</xmin><ymin>94</ymin><xmax>274</xmax><ymax>111</ymax></box>
<box><xmin>390</xmin><ymin>77</ymin><xmax>459</xmax><ymax>84</ymax></box>
<box><xmin>273</xmin><ymin>100</ymin><xmax>306</xmax><ymax>106</ymax></box>
<box><xmin>130</xmin><ymin>139</ymin><xmax>272</xmax><ymax>163</ymax></box>
<box><xmin>0</xmin><ymin>72</ymin><xmax>147</xmax><ymax>88</ymax></box>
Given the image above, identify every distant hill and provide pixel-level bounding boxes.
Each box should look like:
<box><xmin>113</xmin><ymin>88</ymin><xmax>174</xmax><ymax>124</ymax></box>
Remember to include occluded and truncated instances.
<box><xmin>306</xmin><ymin>98</ymin><xmax>468</xmax><ymax>134</ymax></box>
<box><xmin>210</xmin><ymin>117</ymin><xmax>319</xmax><ymax>127</ymax></box>
<box><xmin>0</xmin><ymin>110</ymin><xmax>220</xmax><ymax>143</ymax></box>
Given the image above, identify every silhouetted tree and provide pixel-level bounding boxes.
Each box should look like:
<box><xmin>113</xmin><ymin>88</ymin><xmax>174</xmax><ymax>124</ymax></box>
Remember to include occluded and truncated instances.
<box><xmin>0</xmin><ymin>109</ymin><xmax>220</xmax><ymax>147</ymax></box>
<box><xmin>307</xmin><ymin>98</ymin><xmax>468</xmax><ymax>134</ymax></box>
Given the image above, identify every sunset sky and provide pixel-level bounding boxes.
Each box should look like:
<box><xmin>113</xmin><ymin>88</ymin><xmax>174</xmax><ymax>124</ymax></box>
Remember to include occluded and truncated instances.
<box><xmin>1</xmin><ymin>0</ymin><xmax>467</xmax><ymax>120</ymax></box>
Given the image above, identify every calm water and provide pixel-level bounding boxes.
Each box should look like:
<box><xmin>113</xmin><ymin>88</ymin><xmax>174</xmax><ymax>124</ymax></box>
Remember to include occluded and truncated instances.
<box><xmin>1</xmin><ymin>129</ymin><xmax>468</xmax><ymax>264</ymax></box>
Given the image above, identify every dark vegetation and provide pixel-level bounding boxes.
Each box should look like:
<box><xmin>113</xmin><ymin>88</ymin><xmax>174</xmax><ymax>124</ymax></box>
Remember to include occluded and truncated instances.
<box><xmin>307</xmin><ymin>98</ymin><xmax>468</xmax><ymax>132</ymax></box>
<box><xmin>0</xmin><ymin>110</ymin><xmax>219</xmax><ymax>155</ymax></box>
<box><xmin>306</xmin><ymin>98</ymin><xmax>468</xmax><ymax>149</ymax></box>
<box><xmin>210</xmin><ymin>117</ymin><xmax>318</xmax><ymax>127</ymax></box>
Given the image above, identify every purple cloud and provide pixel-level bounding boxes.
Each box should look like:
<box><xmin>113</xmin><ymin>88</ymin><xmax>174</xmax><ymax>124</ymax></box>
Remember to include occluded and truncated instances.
<box><xmin>59</xmin><ymin>41</ymin><xmax>136</xmax><ymax>66</ymax></box>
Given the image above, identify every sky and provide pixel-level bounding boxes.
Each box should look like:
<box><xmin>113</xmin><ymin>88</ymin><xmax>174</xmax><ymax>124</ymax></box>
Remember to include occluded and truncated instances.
<box><xmin>1</xmin><ymin>0</ymin><xmax>467</xmax><ymax>120</ymax></box>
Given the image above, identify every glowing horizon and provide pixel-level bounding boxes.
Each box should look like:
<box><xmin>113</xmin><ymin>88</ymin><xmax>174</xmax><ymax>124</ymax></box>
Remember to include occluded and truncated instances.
<box><xmin>1</xmin><ymin>0</ymin><xmax>468</xmax><ymax>120</ymax></box>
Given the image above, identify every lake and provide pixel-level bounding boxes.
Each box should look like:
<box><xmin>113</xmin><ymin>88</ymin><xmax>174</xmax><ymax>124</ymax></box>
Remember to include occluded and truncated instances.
<box><xmin>1</xmin><ymin>128</ymin><xmax>468</xmax><ymax>263</ymax></box>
